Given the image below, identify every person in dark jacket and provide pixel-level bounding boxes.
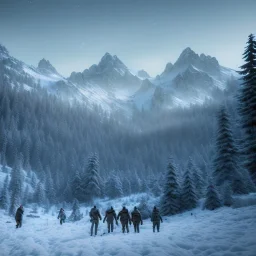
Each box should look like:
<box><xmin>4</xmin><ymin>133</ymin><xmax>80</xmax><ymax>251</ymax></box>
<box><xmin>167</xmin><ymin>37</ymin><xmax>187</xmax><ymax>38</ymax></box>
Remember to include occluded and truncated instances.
<box><xmin>151</xmin><ymin>206</ymin><xmax>163</xmax><ymax>232</ymax></box>
<box><xmin>131</xmin><ymin>206</ymin><xmax>143</xmax><ymax>233</ymax></box>
<box><xmin>15</xmin><ymin>205</ymin><xmax>24</xmax><ymax>228</ymax></box>
<box><xmin>89</xmin><ymin>206</ymin><xmax>102</xmax><ymax>236</ymax></box>
<box><xmin>117</xmin><ymin>206</ymin><xmax>131</xmax><ymax>233</ymax></box>
<box><xmin>103</xmin><ymin>206</ymin><xmax>118</xmax><ymax>233</ymax></box>
<box><xmin>57</xmin><ymin>208</ymin><xmax>66</xmax><ymax>225</ymax></box>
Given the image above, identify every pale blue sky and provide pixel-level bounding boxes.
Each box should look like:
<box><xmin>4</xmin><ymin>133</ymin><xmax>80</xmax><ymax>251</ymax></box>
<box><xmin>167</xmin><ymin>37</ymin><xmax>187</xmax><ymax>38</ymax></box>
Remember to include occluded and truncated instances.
<box><xmin>0</xmin><ymin>0</ymin><xmax>255</xmax><ymax>77</ymax></box>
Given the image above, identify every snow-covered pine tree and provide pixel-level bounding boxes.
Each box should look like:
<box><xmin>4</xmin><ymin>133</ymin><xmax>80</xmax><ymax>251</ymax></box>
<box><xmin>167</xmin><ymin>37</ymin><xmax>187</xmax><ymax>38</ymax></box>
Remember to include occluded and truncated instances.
<box><xmin>192</xmin><ymin>165</ymin><xmax>205</xmax><ymax>199</ymax></box>
<box><xmin>181</xmin><ymin>158</ymin><xmax>198</xmax><ymax>211</ymax></box>
<box><xmin>122</xmin><ymin>177</ymin><xmax>132</xmax><ymax>196</ymax></box>
<box><xmin>204</xmin><ymin>184</ymin><xmax>222</xmax><ymax>210</ymax></box>
<box><xmin>72</xmin><ymin>170</ymin><xmax>83</xmax><ymax>201</ymax></box>
<box><xmin>84</xmin><ymin>153</ymin><xmax>101</xmax><ymax>202</ymax></box>
<box><xmin>63</xmin><ymin>182</ymin><xmax>73</xmax><ymax>203</ymax></box>
<box><xmin>0</xmin><ymin>175</ymin><xmax>10</xmax><ymax>211</ymax></box>
<box><xmin>222</xmin><ymin>182</ymin><xmax>233</xmax><ymax>207</ymax></box>
<box><xmin>151</xmin><ymin>180</ymin><xmax>161</xmax><ymax>197</ymax></box>
<box><xmin>34</xmin><ymin>182</ymin><xmax>45</xmax><ymax>206</ymax></box>
<box><xmin>138</xmin><ymin>196</ymin><xmax>151</xmax><ymax>219</ymax></box>
<box><xmin>238</xmin><ymin>34</ymin><xmax>256</xmax><ymax>183</ymax></box>
<box><xmin>105</xmin><ymin>171</ymin><xmax>123</xmax><ymax>199</ymax></box>
<box><xmin>31</xmin><ymin>172</ymin><xmax>37</xmax><ymax>189</ymax></box>
<box><xmin>9</xmin><ymin>156</ymin><xmax>23</xmax><ymax>215</ymax></box>
<box><xmin>213</xmin><ymin>106</ymin><xmax>247</xmax><ymax>193</ymax></box>
<box><xmin>140</xmin><ymin>178</ymin><xmax>149</xmax><ymax>193</ymax></box>
<box><xmin>45</xmin><ymin>168</ymin><xmax>56</xmax><ymax>204</ymax></box>
<box><xmin>23</xmin><ymin>184</ymin><xmax>29</xmax><ymax>206</ymax></box>
<box><xmin>69</xmin><ymin>198</ymin><xmax>83</xmax><ymax>222</ymax></box>
<box><xmin>9</xmin><ymin>183</ymin><xmax>20</xmax><ymax>216</ymax></box>
<box><xmin>130</xmin><ymin>170</ymin><xmax>141</xmax><ymax>194</ymax></box>
<box><xmin>160</xmin><ymin>157</ymin><xmax>181</xmax><ymax>215</ymax></box>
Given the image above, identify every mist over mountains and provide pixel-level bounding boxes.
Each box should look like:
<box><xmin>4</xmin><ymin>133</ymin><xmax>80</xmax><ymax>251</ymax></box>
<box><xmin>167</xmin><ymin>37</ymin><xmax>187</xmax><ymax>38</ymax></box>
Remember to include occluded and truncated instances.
<box><xmin>0</xmin><ymin>43</ymin><xmax>237</xmax><ymax>114</ymax></box>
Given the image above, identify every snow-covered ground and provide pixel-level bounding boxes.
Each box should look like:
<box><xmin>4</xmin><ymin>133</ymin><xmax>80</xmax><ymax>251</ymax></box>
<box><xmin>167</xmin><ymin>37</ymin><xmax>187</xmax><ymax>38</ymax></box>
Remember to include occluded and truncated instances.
<box><xmin>0</xmin><ymin>194</ymin><xmax>256</xmax><ymax>256</ymax></box>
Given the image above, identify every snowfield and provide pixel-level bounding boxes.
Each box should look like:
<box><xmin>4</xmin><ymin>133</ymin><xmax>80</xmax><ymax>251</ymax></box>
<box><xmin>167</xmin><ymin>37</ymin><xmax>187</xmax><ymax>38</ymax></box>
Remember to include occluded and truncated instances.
<box><xmin>0</xmin><ymin>194</ymin><xmax>256</xmax><ymax>256</ymax></box>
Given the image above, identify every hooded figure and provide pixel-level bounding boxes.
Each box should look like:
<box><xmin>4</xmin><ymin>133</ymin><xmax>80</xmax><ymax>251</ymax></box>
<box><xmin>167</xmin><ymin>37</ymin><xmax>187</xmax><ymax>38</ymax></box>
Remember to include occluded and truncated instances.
<box><xmin>58</xmin><ymin>208</ymin><xmax>66</xmax><ymax>225</ymax></box>
<box><xmin>89</xmin><ymin>206</ymin><xmax>102</xmax><ymax>236</ymax></box>
<box><xmin>103</xmin><ymin>206</ymin><xmax>118</xmax><ymax>233</ymax></box>
<box><xmin>15</xmin><ymin>205</ymin><xmax>24</xmax><ymax>228</ymax></box>
<box><xmin>151</xmin><ymin>206</ymin><xmax>163</xmax><ymax>232</ymax></box>
<box><xmin>131</xmin><ymin>206</ymin><xmax>143</xmax><ymax>233</ymax></box>
<box><xmin>117</xmin><ymin>206</ymin><xmax>131</xmax><ymax>233</ymax></box>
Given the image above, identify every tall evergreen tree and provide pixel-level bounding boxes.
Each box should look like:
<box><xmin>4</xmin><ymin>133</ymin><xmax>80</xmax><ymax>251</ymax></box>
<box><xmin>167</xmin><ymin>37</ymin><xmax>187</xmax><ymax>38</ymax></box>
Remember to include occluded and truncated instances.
<box><xmin>34</xmin><ymin>182</ymin><xmax>45</xmax><ymax>206</ymax></box>
<box><xmin>69</xmin><ymin>198</ymin><xmax>83</xmax><ymax>222</ymax></box>
<box><xmin>72</xmin><ymin>170</ymin><xmax>83</xmax><ymax>201</ymax></box>
<box><xmin>222</xmin><ymin>181</ymin><xmax>233</xmax><ymax>207</ymax></box>
<box><xmin>238</xmin><ymin>34</ymin><xmax>256</xmax><ymax>182</ymax></box>
<box><xmin>84</xmin><ymin>153</ymin><xmax>101</xmax><ymax>202</ymax></box>
<box><xmin>105</xmin><ymin>171</ymin><xmax>123</xmax><ymax>199</ymax></box>
<box><xmin>204</xmin><ymin>184</ymin><xmax>222</xmax><ymax>210</ymax></box>
<box><xmin>181</xmin><ymin>159</ymin><xmax>197</xmax><ymax>211</ymax></box>
<box><xmin>213</xmin><ymin>107</ymin><xmax>247</xmax><ymax>193</ymax></box>
<box><xmin>160</xmin><ymin>157</ymin><xmax>180</xmax><ymax>215</ymax></box>
<box><xmin>0</xmin><ymin>175</ymin><xmax>10</xmax><ymax>211</ymax></box>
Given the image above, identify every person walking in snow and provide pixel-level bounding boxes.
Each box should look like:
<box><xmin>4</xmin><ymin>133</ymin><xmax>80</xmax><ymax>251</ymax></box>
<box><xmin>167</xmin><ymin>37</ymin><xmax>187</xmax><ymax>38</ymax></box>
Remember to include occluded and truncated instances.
<box><xmin>57</xmin><ymin>208</ymin><xmax>66</xmax><ymax>225</ymax></box>
<box><xmin>89</xmin><ymin>206</ymin><xmax>102</xmax><ymax>236</ymax></box>
<box><xmin>151</xmin><ymin>206</ymin><xmax>163</xmax><ymax>232</ymax></box>
<box><xmin>103</xmin><ymin>206</ymin><xmax>118</xmax><ymax>233</ymax></box>
<box><xmin>117</xmin><ymin>206</ymin><xmax>131</xmax><ymax>233</ymax></box>
<box><xmin>15</xmin><ymin>205</ymin><xmax>24</xmax><ymax>228</ymax></box>
<box><xmin>131</xmin><ymin>206</ymin><xmax>143</xmax><ymax>233</ymax></box>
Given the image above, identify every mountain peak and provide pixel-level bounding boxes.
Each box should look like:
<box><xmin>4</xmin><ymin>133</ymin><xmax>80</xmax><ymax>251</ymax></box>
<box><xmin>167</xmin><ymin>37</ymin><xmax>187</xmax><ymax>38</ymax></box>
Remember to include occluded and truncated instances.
<box><xmin>0</xmin><ymin>43</ymin><xmax>9</xmax><ymax>59</ymax></box>
<box><xmin>38</xmin><ymin>58</ymin><xmax>59</xmax><ymax>75</ymax></box>
<box><xmin>137</xmin><ymin>69</ymin><xmax>150</xmax><ymax>79</ymax></box>
<box><xmin>98</xmin><ymin>52</ymin><xmax>127</xmax><ymax>72</ymax></box>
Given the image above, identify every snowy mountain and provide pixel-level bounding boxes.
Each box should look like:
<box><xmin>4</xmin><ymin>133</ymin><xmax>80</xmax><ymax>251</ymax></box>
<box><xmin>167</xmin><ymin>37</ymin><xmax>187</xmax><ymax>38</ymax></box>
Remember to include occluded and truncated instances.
<box><xmin>0</xmin><ymin>43</ymin><xmax>238</xmax><ymax>113</ymax></box>
<box><xmin>132</xmin><ymin>47</ymin><xmax>238</xmax><ymax>109</ymax></box>
<box><xmin>137</xmin><ymin>69</ymin><xmax>151</xmax><ymax>79</ymax></box>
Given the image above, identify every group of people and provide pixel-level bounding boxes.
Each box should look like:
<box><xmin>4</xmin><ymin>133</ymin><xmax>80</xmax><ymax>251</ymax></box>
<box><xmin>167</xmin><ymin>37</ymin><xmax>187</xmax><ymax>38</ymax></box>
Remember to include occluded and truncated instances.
<box><xmin>89</xmin><ymin>205</ymin><xmax>163</xmax><ymax>236</ymax></box>
<box><xmin>15</xmin><ymin>205</ymin><xmax>163</xmax><ymax>236</ymax></box>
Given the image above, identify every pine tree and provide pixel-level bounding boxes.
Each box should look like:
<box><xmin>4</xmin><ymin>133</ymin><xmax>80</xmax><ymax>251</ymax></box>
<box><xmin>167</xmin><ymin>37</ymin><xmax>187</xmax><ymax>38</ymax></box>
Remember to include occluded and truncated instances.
<box><xmin>84</xmin><ymin>153</ymin><xmax>101</xmax><ymax>202</ymax></box>
<box><xmin>0</xmin><ymin>175</ymin><xmax>10</xmax><ymax>211</ymax></box>
<box><xmin>23</xmin><ymin>184</ymin><xmax>29</xmax><ymax>206</ymax></box>
<box><xmin>160</xmin><ymin>157</ymin><xmax>181</xmax><ymax>215</ymax></box>
<box><xmin>45</xmin><ymin>169</ymin><xmax>56</xmax><ymax>204</ymax></box>
<box><xmin>222</xmin><ymin>182</ymin><xmax>233</xmax><ymax>207</ymax></box>
<box><xmin>213</xmin><ymin>107</ymin><xmax>247</xmax><ymax>193</ymax></box>
<box><xmin>238</xmin><ymin>34</ymin><xmax>256</xmax><ymax>182</ymax></box>
<box><xmin>34</xmin><ymin>182</ymin><xmax>45</xmax><ymax>206</ymax></box>
<box><xmin>138</xmin><ymin>196</ymin><xmax>151</xmax><ymax>219</ymax></box>
<box><xmin>152</xmin><ymin>180</ymin><xmax>161</xmax><ymax>197</ymax></box>
<box><xmin>204</xmin><ymin>184</ymin><xmax>222</xmax><ymax>210</ymax></box>
<box><xmin>63</xmin><ymin>182</ymin><xmax>73</xmax><ymax>203</ymax></box>
<box><xmin>192</xmin><ymin>165</ymin><xmax>205</xmax><ymax>198</ymax></box>
<box><xmin>72</xmin><ymin>170</ymin><xmax>83</xmax><ymax>201</ymax></box>
<box><xmin>181</xmin><ymin>159</ymin><xmax>197</xmax><ymax>211</ymax></box>
<box><xmin>122</xmin><ymin>177</ymin><xmax>132</xmax><ymax>195</ymax></box>
<box><xmin>69</xmin><ymin>198</ymin><xmax>83</xmax><ymax>222</ymax></box>
<box><xmin>105</xmin><ymin>171</ymin><xmax>123</xmax><ymax>199</ymax></box>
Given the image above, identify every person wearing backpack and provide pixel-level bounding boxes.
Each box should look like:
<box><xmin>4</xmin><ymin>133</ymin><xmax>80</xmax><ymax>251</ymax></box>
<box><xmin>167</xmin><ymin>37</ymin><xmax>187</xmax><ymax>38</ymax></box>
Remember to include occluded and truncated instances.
<box><xmin>151</xmin><ymin>206</ymin><xmax>163</xmax><ymax>232</ymax></box>
<box><xmin>103</xmin><ymin>206</ymin><xmax>118</xmax><ymax>233</ymax></box>
<box><xmin>89</xmin><ymin>206</ymin><xmax>102</xmax><ymax>236</ymax></box>
<box><xmin>117</xmin><ymin>206</ymin><xmax>131</xmax><ymax>233</ymax></box>
<box><xmin>131</xmin><ymin>206</ymin><xmax>143</xmax><ymax>233</ymax></box>
<box><xmin>15</xmin><ymin>205</ymin><xmax>24</xmax><ymax>228</ymax></box>
<box><xmin>57</xmin><ymin>208</ymin><xmax>66</xmax><ymax>225</ymax></box>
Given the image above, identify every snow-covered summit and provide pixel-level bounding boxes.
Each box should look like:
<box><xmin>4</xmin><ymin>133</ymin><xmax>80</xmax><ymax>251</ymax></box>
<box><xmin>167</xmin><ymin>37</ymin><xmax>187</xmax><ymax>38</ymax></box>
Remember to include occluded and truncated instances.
<box><xmin>137</xmin><ymin>69</ymin><xmax>151</xmax><ymax>79</ymax></box>
<box><xmin>0</xmin><ymin>43</ymin><xmax>9</xmax><ymax>60</ymax></box>
<box><xmin>37</xmin><ymin>58</ymin><xmax>59</xmax><ymax>76</ymax></box>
